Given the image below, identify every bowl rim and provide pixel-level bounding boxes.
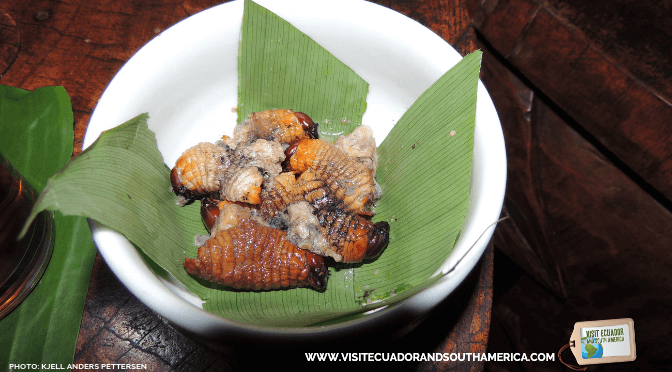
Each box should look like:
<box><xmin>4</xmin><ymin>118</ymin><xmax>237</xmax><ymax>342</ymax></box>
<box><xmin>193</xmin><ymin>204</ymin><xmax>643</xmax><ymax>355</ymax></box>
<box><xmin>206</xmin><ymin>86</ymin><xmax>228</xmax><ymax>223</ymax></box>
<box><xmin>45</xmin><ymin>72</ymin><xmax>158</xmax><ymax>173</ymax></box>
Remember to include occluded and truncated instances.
<box><xmin>85</xmin><ymin>0</ymin><xmax>506</xmax><ymax>340</ymax></box>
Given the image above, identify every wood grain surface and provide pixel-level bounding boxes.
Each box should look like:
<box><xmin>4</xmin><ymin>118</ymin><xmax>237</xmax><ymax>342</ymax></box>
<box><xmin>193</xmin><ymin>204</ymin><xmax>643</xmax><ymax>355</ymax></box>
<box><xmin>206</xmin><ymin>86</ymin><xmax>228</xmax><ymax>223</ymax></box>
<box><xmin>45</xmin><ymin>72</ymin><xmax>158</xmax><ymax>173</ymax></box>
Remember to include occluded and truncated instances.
<box><xmin>466</xmin><ymin>0</ymin><xmax>672</xmax><ymax>370</ymax></box>
<box><xmin>0</xmin><ymin>10</ymin><xmax>19</xmax><ymax>77</ymax></box>
<box><xmin>466</xmin><ymin>0</ymin><xmax>672</xmax><ymax>205</ymax></box>
<box><xmin>0</xmin><ymin>0</ymin><xmax>492</xmax><ymax>371</ymax></box>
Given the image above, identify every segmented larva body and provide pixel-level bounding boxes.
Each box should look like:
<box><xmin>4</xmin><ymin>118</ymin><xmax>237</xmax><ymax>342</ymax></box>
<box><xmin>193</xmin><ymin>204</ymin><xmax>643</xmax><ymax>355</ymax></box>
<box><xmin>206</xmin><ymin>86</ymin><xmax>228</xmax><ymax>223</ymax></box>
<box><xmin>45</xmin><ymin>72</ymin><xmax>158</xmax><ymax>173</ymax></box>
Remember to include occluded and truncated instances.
<box><xmin>259</xmin><ymin>171</ymin><xmax>328</xmax><ymax>220</ymax></box>
<box><xmin>177</xmin><ymin>110</ymin><xmax>389</xmax><ymax>290</ymax></box>
<box><xmin>234</xmin><ymin>109</ymin><xmax>318</xmax><ymax>146</ymax></box>
<box><xmin>183</xmin><ymin>219</ymin><xmax>327</xmax><ymax>290</ymax></box>
<box><xmin>171</xmin><ymin>142</ymin><xmax>227</xmax><ymax>196</ymax></box>
<box><xmin>260</xmin><ymin>171</ymin><xmax>389</xmax><ymax>262</ymax></box>
<box><xmin>259</xmin><ymin>172</ymin><xmax>301</xmax><ymax>220</ymax></box>
<box><xmin>288</xmin><ymin>139</ymin><xmax>377</xmax><ymax>215</ymax></box>
<box><xmin>301</xmin><ymin>172</ymin><xmax>389</xmax><ymax>263</ymax></box>
<box><xmin>314</xmin><ymin>205</ymin><xmax>373</xmax><ymax>263</ymax></box>
<box><xmin>171</xmin><ymin>141</ymin><xmax>282</xmax><ymax>205</ymax></box>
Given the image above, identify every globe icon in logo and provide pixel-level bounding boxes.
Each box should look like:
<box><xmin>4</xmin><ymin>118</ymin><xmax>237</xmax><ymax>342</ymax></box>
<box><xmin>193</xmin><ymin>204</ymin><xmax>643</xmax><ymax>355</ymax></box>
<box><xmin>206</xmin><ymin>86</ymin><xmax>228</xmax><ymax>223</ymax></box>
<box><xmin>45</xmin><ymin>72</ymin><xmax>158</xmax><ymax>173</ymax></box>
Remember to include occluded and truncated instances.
<box><xmin>582</xmin><ymin>338</ymin><xmax>604</xmax><ymax>359</ymax></box>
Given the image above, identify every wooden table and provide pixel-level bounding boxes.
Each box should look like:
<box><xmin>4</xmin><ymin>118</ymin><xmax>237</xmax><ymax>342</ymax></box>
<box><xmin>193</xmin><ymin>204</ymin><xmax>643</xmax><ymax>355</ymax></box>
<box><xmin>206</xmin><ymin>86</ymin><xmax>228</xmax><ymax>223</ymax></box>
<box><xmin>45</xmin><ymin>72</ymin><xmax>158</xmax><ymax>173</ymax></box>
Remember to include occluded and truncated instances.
<box><xmin>0</xmin><ymin>1</ymin><xmax>493</xmax><ymax>370</ymax></box>
<box><xmin>466</xmin><ymin>0</ymin><xmax>672</xmax><ymax>370</ymax></box>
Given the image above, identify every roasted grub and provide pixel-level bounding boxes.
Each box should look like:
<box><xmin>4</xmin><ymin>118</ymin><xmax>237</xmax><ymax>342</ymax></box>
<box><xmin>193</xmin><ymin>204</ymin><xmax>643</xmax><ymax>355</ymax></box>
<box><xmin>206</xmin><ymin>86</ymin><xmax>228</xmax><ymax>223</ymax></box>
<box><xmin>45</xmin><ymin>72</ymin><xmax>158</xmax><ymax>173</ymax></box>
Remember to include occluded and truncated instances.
<box><xmin>233</xmin><ymin>109</ymin><xmax>318</xmax><ymax>146</ymax></box>
<box><xmin>171</xmin><ymin>139</ymin><xmax>284</xmax><ymax>205</ymax></box>
<box><xmin>184</xmin><ymin>219</ymin><xmax>327</xmax><ymax>290</ymax></box>
<box><xmin>287</xmin><ymin>138</ymin><xmax>377</xmax><ymax>215</ymax></box>
<box><xmin>178</xmin><ymin>110</ymin><xmax>388</xmax><ymax>290</ymax></box>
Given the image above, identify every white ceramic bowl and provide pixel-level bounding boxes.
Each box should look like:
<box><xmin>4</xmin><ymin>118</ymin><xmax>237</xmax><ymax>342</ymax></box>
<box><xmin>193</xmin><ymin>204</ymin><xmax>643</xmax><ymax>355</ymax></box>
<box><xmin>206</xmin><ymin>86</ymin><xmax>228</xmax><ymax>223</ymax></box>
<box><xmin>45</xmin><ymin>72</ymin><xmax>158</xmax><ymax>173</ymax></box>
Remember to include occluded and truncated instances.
<box><xmin>84</xmin><ymin>0</ymin><xmax>506</xmax><ymax>342</ymax></box>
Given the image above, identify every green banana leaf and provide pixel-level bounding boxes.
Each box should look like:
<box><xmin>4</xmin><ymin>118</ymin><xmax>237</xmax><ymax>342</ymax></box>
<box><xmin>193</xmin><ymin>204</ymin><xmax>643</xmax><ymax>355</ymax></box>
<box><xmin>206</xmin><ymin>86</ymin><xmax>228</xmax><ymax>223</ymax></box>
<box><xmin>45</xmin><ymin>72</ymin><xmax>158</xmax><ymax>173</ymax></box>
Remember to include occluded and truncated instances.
<box><xmin>20</xmin><ymin>1</ymin><xmax>481</xmax><ymax>327</ymax></box>
<box><xmin>238</xmin><ymin>0</ymin><xmax>368</xmax><ymax>142</ymax></box>
<box><xmin>0</xmin><ymin>86</ymin><xmax>97</xmax><ymax>370</ymax></box>
<box><xmin>0</xmin><ymin>86</ymin><xmax>73</xmax><ymax>191</ymax></box>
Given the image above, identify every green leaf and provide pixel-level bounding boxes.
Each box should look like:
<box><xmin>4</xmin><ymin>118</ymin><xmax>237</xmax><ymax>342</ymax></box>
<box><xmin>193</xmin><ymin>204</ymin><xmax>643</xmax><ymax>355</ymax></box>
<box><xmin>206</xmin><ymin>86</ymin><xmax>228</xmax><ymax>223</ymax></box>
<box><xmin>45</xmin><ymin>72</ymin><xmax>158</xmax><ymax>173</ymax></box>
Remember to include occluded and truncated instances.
<box><xmin>0</xmin><ymin>85</ymin><xmax>74</xmax><ymax>192</ymax></box>
<box><xmin>238</xmin><ymin>0</ymin><xmax>368</xmax><ymax>142</ymax></box>
<box><xmin>21</xmin><ymin>114</ymin><xmax>209</xmax><ymax>298</ymax></box>
<box><xmin>357</xmin><ymin>51</ymin><xmax>482</xmax><ymax>301</ymax></box>
<box><xmin>17</xmin><ymin>3</ymin><xmax>482</xmax><ymax>328</ymax></box>
<box><xmin>0</xmin><ymin>86</ymin><xmax>96</xmax><ymax>371</ymax></box>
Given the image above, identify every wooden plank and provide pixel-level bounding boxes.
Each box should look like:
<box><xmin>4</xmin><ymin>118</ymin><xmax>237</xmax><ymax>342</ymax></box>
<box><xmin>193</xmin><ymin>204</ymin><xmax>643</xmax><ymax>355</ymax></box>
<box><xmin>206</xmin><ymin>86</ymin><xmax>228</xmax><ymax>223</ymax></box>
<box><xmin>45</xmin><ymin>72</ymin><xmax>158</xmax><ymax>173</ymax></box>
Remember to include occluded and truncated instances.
<box><xmin>469</xmin><ymin>0</ymin><xmax>539</xmax><ymax>57</ymax></box>
<box><xmin>481</xmin><ymin>39</ymin><xmax>672</xmax><ymax>369</ymax></box>
<box><xmin>482</xmin><ymin>40</ymin><xmax>672</xmax><ymax>369</ymax></box>
<box><xmin>481</xmin><ymin>47</ymin><xmax>569</xmax><ymax>298</ymax></box>
<box><xmin>468</xmin><ymin>0</ymin><xmax>672</xmax><ymax>204</ymax></box>
<box><xmin>542</xmin><ymin>0</ymin><xmax>672</xmax><ymax>100</ymax></box>
<box><xmin>0</xmin><ymin>10</ymin><xmax>20</xmax><ymax>78</ymax></box>
<box><xmin>373</xmin><ymin>0</ymin><xmax>478</xmax><ymax>56</ymax></box>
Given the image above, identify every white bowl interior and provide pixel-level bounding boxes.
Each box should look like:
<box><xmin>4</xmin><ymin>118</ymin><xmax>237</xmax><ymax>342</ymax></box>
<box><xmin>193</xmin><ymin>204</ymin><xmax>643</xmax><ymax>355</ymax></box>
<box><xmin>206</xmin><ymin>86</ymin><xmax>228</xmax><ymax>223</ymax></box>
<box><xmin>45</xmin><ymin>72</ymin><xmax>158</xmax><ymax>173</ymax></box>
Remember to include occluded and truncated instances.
<box><xmin>84</xmin><ymin>0</ymin><xmax>506</xmax><ymax>340</ymax></box>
